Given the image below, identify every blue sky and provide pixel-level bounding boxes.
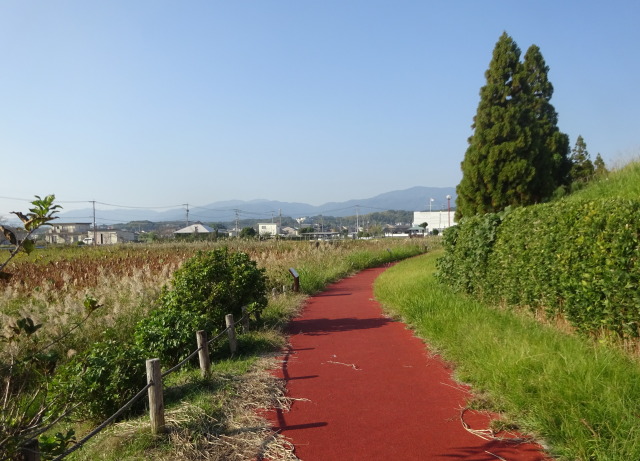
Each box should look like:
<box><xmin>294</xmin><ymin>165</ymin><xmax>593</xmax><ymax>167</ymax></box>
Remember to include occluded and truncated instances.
<box><xmin>1</xmin><ymin>1</ymin><xmax>639</xmax><ymax>220</ymax></box>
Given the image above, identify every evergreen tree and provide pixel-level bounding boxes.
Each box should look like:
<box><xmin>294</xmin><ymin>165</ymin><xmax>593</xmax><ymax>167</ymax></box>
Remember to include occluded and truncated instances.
<box><xmin>456</xmin><ymin>33</ymin><xmax>530</xmax><ymax>218</ymax></box>
<box><xmin>569</xmin><ymin>135</ymin><xmax>594</xmax><ymax>182</ymax></box>
<box><xmin>522</xmin><ymin>45</ymin><xmax>571</xmax><ymax>197</ymax></box>
<box><xmin>456</xmin><ymin>33</ymin><xmax>568</xmax><ymax>219</ymax></box>
<box><xmin>594</xmin><ymin>153</ymin><xmax>608</xmax><ymax>177</ymax></box>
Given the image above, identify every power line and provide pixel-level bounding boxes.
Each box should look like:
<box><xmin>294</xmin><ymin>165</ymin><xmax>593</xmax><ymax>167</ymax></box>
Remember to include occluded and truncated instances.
<box><xmin>94</xmin><ymin>201</ymin><xmax>185</xmax><ymax>209</ymax></box>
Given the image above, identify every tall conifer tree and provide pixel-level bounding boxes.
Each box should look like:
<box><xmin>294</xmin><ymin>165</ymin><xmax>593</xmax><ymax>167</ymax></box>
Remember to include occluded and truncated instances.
<box><xmin>456</xmin><ymin>33</ymin><xmax>568</xmax><ymax>219</ymax></box>
<box><xmin>522</xmin><ymin>45</ymin><xmax>570</xmax><ymax>199</ymax></box>
<box><xmin>569</xmin><ymin>135</ymin><xmax>595</xmax><ymax>182</ymax></box>
<box><xmin>594</xmin><ymin>153</ymin><xmax>608</xmax><ymax>178</ymax></box>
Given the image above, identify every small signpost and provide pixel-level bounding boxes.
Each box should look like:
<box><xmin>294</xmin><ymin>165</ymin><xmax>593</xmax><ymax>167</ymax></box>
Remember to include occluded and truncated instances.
<box><xmin>289</xmin><ymin>268</ymin><xmax>300</xmax><ymax>292</ymax></box>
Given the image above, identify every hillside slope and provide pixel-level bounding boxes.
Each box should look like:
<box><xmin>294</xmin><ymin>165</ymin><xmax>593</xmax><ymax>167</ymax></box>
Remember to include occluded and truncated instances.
<box><xmin>565</xmin><ymin>159</ymin><xmax>640</xmax><ymax>201</ymax></box>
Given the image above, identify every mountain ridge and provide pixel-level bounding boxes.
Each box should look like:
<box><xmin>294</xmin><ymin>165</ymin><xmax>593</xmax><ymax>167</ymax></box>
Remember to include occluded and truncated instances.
<box><xmin>57</xmin><ymin>186</ymin><xmax>457</xmax><ymax>224</ymax></box>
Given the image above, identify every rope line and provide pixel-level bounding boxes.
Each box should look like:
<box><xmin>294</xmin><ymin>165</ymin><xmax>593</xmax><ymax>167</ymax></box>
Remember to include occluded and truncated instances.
<box><xmin>161</xmin><ymin>345</ymin><xmax>205</xmax><ymax>379</ymax></box>
<box><xmin>207</xmin><ymin>325</ymin><xmax>233</xmax><ymax>347</ymax></box>
<box><xmin>48</xmin><ymin>311</ymin><xmax>249</xmax><ymax>459</ymax></box>
<box><xmin>52</xmin><ymin>382</ymin><xmax>153</xmax><ymax>461</ymax></box>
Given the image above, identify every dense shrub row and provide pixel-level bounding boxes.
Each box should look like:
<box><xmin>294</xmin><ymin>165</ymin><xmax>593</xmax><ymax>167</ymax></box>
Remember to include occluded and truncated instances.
<box><xmin>437</xmin><ymin>199</ymin><xmax>640</xmax><ymax>339</ymax></box>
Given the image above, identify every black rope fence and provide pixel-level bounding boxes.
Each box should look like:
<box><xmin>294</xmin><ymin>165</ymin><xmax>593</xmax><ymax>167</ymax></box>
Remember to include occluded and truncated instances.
<box><xmin>32</xmin><ymin>311</ymin><xmax>250</xmax><ymax>460</ymax></box>
<box><xmin>51</xmin><ymin>382</ymin><xmax>153</xmax><ymax>461</ymax></box>
<box><xmin>160</xmin><ymin>324</ymin><xmax>236</xmax><ymax>379</ymax></box>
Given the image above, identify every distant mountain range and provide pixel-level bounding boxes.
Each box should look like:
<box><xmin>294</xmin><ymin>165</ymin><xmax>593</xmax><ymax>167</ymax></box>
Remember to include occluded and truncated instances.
<box><xmin>57</xmin><ymin>186</ymin><xmax>457</xmax><ymax>224</ymax></box>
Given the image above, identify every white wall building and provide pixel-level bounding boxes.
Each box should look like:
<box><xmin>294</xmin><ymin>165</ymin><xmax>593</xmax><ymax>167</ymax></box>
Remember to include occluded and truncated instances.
<box><xmin>87</xmin><ymin>230</ymin><xmax>136</xmax><ymax>245</ymax></box>
<box><xmin>258</xmin><ymin>223</ymin><xmax>280</xmax><ymax>237</ymax></box>
<box><xmin>412</xmin><ymin>211</ymin><xmax>456</xmax><ymax>233</ymax></box>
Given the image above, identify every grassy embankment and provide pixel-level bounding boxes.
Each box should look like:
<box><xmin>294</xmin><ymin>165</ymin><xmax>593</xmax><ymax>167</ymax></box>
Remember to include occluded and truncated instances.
<box><xmin>565</xmin><ymin>159</ymin><xmax>640</xmax><ymax>202</ymax></box>
<box><xmin>375</xmin><ymin>235</ymin><xmax>640</xmax><ymax>458</ymax></box>
<box><xmin>3</xmin><ymin>238</ymin><xmax>427</xmax><ymax>460</ymax></box>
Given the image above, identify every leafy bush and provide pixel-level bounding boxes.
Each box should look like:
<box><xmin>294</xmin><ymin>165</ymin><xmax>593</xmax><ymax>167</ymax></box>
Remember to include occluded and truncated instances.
<box><xmin>436</xmin><ymin>210</ymin><xmax>507</xmax><ymax>294</ymax></box>
<box><xmin>487</xmin><ymin>199</ymin><xmax>640</xmax><ymax>337</ymax></box>
<box><xmin>51</xmin><ymin>336</ymin><xmax>147</xmax><ymax>421</ymax></box>
<box><xmin>134</xmin><ymin>298</ymin><xmax>211</xmax><ymax>366</ymax></box>
<box><xmin>437</xmin><ymin>197</ymin><xmax>640</xmax><ymax>339</ymax></box>
<box><xmin>135</xmin><ymin>248</ymin><xmax>267</xmax><ymax>365</ymax></box>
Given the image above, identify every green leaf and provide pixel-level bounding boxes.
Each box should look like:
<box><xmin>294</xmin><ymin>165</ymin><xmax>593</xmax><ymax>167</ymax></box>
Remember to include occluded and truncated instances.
<box><xmin>22</xmin><ymin>238</ymin><xmax>36</xmax><ymax>255</ymax></box>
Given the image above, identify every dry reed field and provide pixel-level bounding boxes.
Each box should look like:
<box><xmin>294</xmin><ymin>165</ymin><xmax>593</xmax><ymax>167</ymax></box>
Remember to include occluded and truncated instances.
<box><xmin>1</xmin><ymin>238</ymin><xmax>428</xmax><ymax>460</ymax></box>
<box><xmin>1</xmin><ymin>238</ymin><xmax>427</xmax><ymax>362</ymax></box>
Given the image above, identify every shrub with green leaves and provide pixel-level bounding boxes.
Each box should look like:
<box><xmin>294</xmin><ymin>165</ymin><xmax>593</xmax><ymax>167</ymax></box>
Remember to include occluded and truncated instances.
<box><xmin>436</xmin><ymin>209</ymin><xmax>508</xmax><ymax>294</ymax></box>
<box><xmin>438</xmin><ymin>198</ymin><xmax>640</xmax><ymax>339</ymax></box>
<box><xmin>51</xmin><ymin>336</ymin><xmax>147</xmax><ymax>421</ymax></box>
<box><xmin>135</xmin><ymin>248</ymin><xmax>267</xmax><ymax>365</ymax></box>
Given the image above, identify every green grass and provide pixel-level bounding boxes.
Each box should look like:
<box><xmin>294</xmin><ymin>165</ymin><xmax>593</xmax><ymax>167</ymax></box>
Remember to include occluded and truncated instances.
<box><xmin>374</xmin><ymin>251</ymin><xmax>640</xmax><ymax>460</ymax></box>
<box><xmin>566</xmin><ymin>158</ymin><xmax>640</xmax><ymax>201</ymax></box>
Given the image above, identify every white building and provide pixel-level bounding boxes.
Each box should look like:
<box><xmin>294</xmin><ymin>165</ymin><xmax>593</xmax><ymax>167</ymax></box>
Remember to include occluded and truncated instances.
<box><xmin>412</xmin><ymin>211</ymin><xmax>456</xmax><ymax>233</ymax></box>
<box><xmin>258</xmin><ymin>223</ymin><xmax>280</xmax><ymax>237</ymax></box>
<box><xmin>86</xmin><ymin>230</ymin><xmax>136</xmax><ymax>245</ymax></box>
<box><xmin>174</xmin><ymin>223</ymin><xmax>215</xmax><ymax>236</ymax></box>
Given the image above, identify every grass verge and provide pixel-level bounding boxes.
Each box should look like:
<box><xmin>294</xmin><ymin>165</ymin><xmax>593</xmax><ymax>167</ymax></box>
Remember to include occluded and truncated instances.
<box><xmin>374</xmin><ymin>250</ymin><xmax>640</xmax><ymax>461</ymax></box>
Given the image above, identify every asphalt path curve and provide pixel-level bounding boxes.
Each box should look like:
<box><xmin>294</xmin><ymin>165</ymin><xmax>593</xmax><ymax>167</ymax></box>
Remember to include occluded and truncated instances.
<box><xmin>263</xmin><ymin>266</ymin><xmax>548</xmax><ymax>461</ymax></box>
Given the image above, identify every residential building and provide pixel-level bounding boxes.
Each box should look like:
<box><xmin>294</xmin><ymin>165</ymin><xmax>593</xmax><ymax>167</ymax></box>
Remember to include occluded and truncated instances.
<box><xmin>45</xmin><ymin>223</ymin><xmax>91</xmax><ymax>244</ymax></box>
<box><xmin>86</xmin><ymin>229</ymin><xmax>136</xmax><ymax>245</ymax></box>
<box><xmin>258</xmin><ymin>223</ymin><xmax>280</xmax><ymax>237</ymax></box>
<box><xmin>174</xmin><ymin>223</ymin><xmax>215</xmax><ymax>237</ymax></box>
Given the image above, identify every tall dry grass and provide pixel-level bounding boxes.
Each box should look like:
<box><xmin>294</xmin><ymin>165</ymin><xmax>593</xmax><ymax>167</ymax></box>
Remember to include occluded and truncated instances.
<box><xmin>1</xmin><ymin>238</ymin><xmax>428</xmax><ymax>359</ymax></box>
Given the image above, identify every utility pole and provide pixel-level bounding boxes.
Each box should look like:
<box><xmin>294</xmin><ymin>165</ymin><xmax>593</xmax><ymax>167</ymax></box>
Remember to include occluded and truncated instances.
<box><xmin>184</xmin><ymin>204</ymin><xmax>189</xmax><ymax>227</ymax></box>
<box><xmin>234</xmin><ymin>209</ymin><xmax>239</xmax><ymax>236</ymax></box>
<box><xmin>91</xmin><ymin>200</ymin><xmax>97</xmax><ymax>246</ymax></box>
<box><xmin>355</xmin><ymin>205</ymin><xmax>360</xmax><ymax>238</ymax></box>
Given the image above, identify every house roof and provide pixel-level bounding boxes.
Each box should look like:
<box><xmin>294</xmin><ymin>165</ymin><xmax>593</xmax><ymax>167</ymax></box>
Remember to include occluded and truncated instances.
<box><xmin>174</xmin><ymin>223</ymin><xmax>214</xmax><ymax>234</ymax></box>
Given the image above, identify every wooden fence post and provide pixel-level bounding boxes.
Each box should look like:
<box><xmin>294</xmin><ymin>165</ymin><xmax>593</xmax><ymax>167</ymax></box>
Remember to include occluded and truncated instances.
<box><xmin>196</xmin><ymin>330</ymin><xmax>211</xmax><ymax>377</ymax></box>
<box><xmin>241</xmin><ymin>306</ymin><xmax>250</xmax><ymax>333</ymax></box>
<box><xmin>225</xmin><ymin>314</ymin><xmax>237</xmax><ymax>355</ymax></box>
<box><xmin>146</xmin><ymin>358</ymin><xmax>165</xmax><ymax>434</ymax></box>
<box><xmin>20</xmin><ymin>439</ymin><xmax>40</xmax><ymax>461</ymax></box>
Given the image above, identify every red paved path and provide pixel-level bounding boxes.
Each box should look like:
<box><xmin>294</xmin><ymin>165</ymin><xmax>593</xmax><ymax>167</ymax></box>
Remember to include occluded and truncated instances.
<box><xmin>264</xmin><ymin>267</ymin><xmax>548</xmax><ymax>460</ymax></box>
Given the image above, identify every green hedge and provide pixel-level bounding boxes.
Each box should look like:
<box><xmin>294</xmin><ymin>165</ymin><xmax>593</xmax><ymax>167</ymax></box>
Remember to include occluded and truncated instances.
<box><xmin>437</xmin><ymin>199</ymin><xmax>640</xmax><ymax>338</ymax></box>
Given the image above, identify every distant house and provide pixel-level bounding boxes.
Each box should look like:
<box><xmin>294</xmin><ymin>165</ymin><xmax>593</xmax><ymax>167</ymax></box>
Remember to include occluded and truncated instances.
<box><xmin>86</xmin><ymin>229</ymin><xmax>136</xmax><ymax>245</ymax></box>
<box><xmin>174</xmin><ymin>223</ymin><xmax>215</xmax><ymax>237</ymax></box>
<box><xmin>281</xmin><ymin>226</ymin><xmax>297</xmax><ymax>237</ymax></box>
<box><xmin>45</xmin><ymin>223</ymin><xmax>92</xmax><ymax>244</ymax></box>
<box><xmin>383</xmin><ymin>224</ymin><xmax>411</xmax><ymax>237</ymax></box>
<box><xmin>258</xmin><ymin>223</ymin><xmax>280</xmax><ymax>237</ymax></box>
